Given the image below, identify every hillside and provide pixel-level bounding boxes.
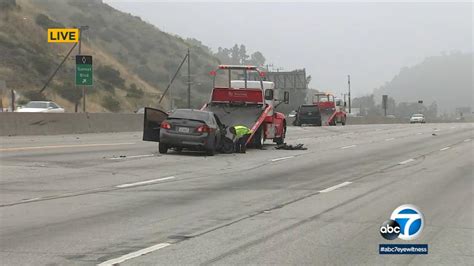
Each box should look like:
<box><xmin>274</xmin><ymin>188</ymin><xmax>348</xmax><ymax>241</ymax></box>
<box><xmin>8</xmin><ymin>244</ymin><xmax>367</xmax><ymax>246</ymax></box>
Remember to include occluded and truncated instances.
<box><xmin>0</xmin><ymin>0</ymin><xmax>220</xmax><ymax>112</ymax></box>
<box><xmin>373</xmin><ymin>52</ymin><xmax>473</xmax><ymax>114</ymax></box>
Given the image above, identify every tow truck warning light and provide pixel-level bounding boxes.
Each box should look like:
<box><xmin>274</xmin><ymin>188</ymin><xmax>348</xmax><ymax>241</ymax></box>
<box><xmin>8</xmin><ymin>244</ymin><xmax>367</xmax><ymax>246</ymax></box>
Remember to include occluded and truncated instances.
<box><xmin>218</xmin><ymin>65</ymin><xmax>258</xmax><ymax>70</ymax></box>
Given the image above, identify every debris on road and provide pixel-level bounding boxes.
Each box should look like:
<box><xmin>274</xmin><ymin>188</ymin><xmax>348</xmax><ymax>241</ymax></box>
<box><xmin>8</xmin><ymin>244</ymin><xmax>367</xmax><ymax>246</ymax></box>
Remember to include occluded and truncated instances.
<box><xmin>275</xmin><ymin>143</ymin><xmax>307</xmax><ymax>150</ymax></box>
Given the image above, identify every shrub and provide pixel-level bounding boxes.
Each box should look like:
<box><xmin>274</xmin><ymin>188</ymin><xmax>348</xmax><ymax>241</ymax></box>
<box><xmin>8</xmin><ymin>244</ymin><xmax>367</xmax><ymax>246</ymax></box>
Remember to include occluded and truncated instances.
<box><xmin>96</xmin><ymin>65</ymin><xmax>125</xmax><ymax>88</ymax></box>
<box><xmin>126</xmin><ymin>83</ymin><xmax>144</xmax><ymax>98</ymax></box>
<box><xmin>102</xmin><ymin>95</ymin><xmax>121</xmax><ymax>112</ymax></box>
<box><xmin>23</xmin><ymin>90</ymin><xmax>46</xmax><ymax>101</ymax></box>
<box><xmin>31</xmin><ymin>55</ymin><xmax>52</xmax><ymax>75</ymax></box>
<box><xmin>53</xmin><ymin>82</ymin><xmax>81</xmax><ymax>103</ymax></box>
<box><xmin>35</xmin><ymin>14</ymin><xmax>64</xmax><ymax>29</ymax></box>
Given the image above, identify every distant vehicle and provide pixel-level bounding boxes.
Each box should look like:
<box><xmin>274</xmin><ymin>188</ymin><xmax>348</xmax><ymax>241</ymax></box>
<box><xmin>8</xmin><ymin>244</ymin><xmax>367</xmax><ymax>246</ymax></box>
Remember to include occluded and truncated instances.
<box><xmin>410</xmin><ymin>113</ymin><xmax>426</xmax><ymax>123</ymax></box>
<box><xmin>143</xmin><ymin>108</ymin><xmax>225</xmax><ymax>156</ymax></box>
<box><xmin>288</xmin><ymin>110</ymin><xmax>297</xmax><ymax>118</ymax></box>
<box><xmin>293</xmin><ymin>104</ymin><xmax>322</xmax><ymax>126</ymax></box>
<box><xmin>17</xmin><ymin>101</ymin><xmax>65</xmax><ymax>113</ymax></box>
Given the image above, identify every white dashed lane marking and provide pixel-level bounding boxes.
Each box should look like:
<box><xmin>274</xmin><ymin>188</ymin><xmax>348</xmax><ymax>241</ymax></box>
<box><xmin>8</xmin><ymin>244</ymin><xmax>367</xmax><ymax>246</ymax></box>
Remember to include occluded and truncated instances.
<box><xmin>340</xmin><ymin>145</ymin><xmax>356</xmax><ymax>149</ymax></box>
<box><xmin>440</xmin><ymin>147</ymin><xmax>450</xmax><ymax>151</ymax></box>
<box><xmin>398</xmin><ymin>159</ymin><xmax>415</xmax><ymax>165</ymax></box>
<box><xmin>98</xmin><ymin>243</ymin><xmax>171</xmax><ymax>266</ymax></box>
<box><xmin>116</xmin><ymin>176</ymin><xmax>176</xmax><ymax>188</ymax></box>
<box><xmin>319</xmin><ymin>182</ymin><xmax>352</xmax><ymax>193</ymax></box>
<box><xmin>270</xmin><ymin>156</ymin><xmax>295</xmax><ymax>162</ymax></box>
<box><xmin>0</xmin><ymin>142</ymin><xmax>135</xmax><ymax>152</ymax></box>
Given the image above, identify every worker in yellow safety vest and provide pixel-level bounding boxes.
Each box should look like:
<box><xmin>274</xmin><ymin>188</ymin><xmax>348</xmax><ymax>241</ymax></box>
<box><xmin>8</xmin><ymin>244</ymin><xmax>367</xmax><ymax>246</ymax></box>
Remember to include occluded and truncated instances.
<box><xmin>229</xmin><ymin>125</ymin><xmax>253</xmax><ymax>153</ymax></box>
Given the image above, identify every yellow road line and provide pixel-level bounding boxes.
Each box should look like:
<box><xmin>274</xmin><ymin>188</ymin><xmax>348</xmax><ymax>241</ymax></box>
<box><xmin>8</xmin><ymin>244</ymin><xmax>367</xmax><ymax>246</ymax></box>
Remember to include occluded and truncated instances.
<box><xmin>0</xmin><ymin>142</ymin><xmax>135</xmax><ymax>152</ymax></box>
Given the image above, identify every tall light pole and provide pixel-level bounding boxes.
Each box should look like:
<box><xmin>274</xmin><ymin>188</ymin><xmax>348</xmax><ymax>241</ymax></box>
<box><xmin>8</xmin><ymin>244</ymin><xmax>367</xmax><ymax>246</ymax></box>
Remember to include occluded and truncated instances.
<box><xmin>78</xmin><ymin>25</ymin><xmax>89</xmax><ymax>113</ymax></box>
<box><xmin>187</xmin><ymin>48</ymin><xmax>191</xmax><ymax>108</ymax></box>
<box><xmin>348</xmin><ymin>75</ymin><xmax>351</xmax><ymax>113</ymax></box>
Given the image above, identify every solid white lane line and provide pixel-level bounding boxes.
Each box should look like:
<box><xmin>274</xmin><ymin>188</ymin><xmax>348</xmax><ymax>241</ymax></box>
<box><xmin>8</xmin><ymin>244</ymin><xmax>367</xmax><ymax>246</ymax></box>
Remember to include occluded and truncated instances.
<box><xmin>109</xmin><ymin>154</ymin><xmax>154</xmax><ymax>160</ymax></box>
<box><xmin>340</xmin><ymin>145</ymin><xmax>356</xmax><ymax>149</ymax></box>
<box><xmin>0</xmin><ymin>142</ymin><xmax>135</xmax><ymax>152</ymax></box>
<box><xmin>464</xmin><ymin>139</ymin><xmax>471</xmax><ymax>142</ymax></box>
<box><xmin>98</xmin><ymin>242</ymin><xmax>171</xmax><ymax>266</ymax></box>
<box><xmin>385</xmin><ymin>138</ymin><xmax>395</xmax><ymax>141</ymax></box>
<box><xmin>270</xmin><ymin>156</ymin><xmax>294</xmax><ymax>162</ymax></box>
<box><xmin>116</xmin><ymin>176</ymin><xmax>175</xmax><ymax>188</ymax></box>
<box><xmin>440</xmin><ymin>147</ymin><xmax>451</xmax><ymax>151</ymax></box>
<box><xmin>319</xmin><ymin>182</ymin><xmax>352</xmax><ymax>193</ymax></box>
<box><xmin>398</xmin><ymin>158</ymin><xmax>415</xmax><ymax>165</ymax></box>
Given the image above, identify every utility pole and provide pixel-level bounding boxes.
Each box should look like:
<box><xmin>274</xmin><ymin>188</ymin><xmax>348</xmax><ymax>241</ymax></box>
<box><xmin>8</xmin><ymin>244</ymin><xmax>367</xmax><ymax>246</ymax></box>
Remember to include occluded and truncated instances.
<box><xmin>187</xmin><ymin>48</ymin><xmax>191</xmax><ymax>108</ymax></box>
<box><xmin>348</xmin><ymin>75</ymin><xmax>351</xmax><ymax>113</ymax></box>
<box><xmin>158</xmin><ymin>50</ymin><xmax>189</xmax><ymax>108</ymax></box>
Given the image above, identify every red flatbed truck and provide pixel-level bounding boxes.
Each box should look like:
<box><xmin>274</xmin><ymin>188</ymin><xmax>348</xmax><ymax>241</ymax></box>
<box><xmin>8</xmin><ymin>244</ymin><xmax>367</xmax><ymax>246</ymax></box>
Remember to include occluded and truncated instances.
<box><xmin>202</xmin><ymin>65</ymin><xmax>289</xmax><ymax>148</ymax></box>
<box><xmin>314</xmin><ymin>92</ymin><xmax>347</xmax><ymax>126</ymax></box>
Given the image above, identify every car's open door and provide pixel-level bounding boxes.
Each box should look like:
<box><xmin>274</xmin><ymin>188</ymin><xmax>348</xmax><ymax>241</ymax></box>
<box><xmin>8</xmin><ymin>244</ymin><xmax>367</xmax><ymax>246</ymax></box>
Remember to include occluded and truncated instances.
<box><xmin>143</xmin><ymin>107</ymin><xmax>168</xmax><ymax>142</ymax></box>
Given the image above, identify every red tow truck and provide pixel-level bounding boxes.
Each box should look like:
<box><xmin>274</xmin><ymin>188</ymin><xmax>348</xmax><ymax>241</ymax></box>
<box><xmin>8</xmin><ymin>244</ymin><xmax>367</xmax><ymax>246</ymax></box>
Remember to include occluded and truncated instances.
<box><xmin>203</xmin><ymin>65</ymin><xmax>289</xmax><ymax>148</ymax></box>
<box><xmin>314</xmin><ymin>92</ymin><xmax>347</xmax><ymax>126</ymax></box>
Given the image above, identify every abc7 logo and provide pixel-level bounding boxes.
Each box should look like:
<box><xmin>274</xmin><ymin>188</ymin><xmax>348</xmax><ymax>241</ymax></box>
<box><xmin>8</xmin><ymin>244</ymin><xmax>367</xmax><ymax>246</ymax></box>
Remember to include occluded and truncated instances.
<box><xmin>380</xmin><ymin>204</ymin><xmax>424</xmax><ymax>241</ymax></box>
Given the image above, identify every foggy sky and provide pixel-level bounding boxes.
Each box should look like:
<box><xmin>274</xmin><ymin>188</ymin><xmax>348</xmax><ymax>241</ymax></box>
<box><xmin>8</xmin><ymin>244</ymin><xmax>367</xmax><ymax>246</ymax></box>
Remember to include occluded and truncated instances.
<box><xmin>104</xmin><ymin>1</ymin><xmax>472</xmax><ymax>97</ymax></box>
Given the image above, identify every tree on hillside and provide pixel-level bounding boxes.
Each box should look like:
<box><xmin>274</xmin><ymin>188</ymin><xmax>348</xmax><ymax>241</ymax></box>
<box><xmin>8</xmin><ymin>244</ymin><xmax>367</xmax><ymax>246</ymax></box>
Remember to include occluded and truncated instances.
<box><xmin>238</xmin><ymin>44</ymin><xmax>248</xmax><ymax>64</ymax></box>
<box><xmin>215</xmin><ymin>47</ymin><xmax>232</xmax><ymax>64</ymax></box>
<box><xmin>248</xmin><ymin>51</ymin><xmax>265</xmax><ymax>66</ymax></box>
<box><xmin>230</xmin><ymin>44</ymin><xmax>240</xmax><ymax>64</ymax></box>
<box><xmin>215</xmin><ymin>44</ymin><xmax>266</xmax><ymax>66</ymax></box>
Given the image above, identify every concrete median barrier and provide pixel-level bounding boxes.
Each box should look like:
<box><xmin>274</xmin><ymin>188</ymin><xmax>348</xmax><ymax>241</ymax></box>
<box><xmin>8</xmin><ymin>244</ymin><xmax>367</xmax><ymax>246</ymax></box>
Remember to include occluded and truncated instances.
<box><xmin>0</xmin><ymin>113</ymin><xmax>143</xmax><ymax>136</ymax></box>
<box><xmin>346</xmin><ymin>116</ymin><xmax>407</xmax><ymax>124</ymax></box>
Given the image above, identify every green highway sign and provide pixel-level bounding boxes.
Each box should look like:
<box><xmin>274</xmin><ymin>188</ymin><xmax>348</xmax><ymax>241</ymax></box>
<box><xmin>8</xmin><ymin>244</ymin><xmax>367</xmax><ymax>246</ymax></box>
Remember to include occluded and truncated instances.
<box><xmin>75</xmin><ymin>55</ymin><xmax>93</xmax><ymax>86</ymax></box>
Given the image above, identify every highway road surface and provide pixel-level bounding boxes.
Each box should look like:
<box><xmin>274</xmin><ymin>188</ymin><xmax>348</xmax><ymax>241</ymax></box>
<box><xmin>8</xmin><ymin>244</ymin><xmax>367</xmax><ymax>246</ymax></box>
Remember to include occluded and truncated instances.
<box><xmin>0</xmin><ymin>123</ymin><xmax>472</xmax><ymax>265</ymax></box>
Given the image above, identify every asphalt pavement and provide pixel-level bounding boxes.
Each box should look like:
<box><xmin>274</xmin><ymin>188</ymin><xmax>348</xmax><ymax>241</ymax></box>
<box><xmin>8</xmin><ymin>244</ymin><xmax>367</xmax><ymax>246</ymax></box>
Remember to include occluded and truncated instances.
<box><xmin>0</xmin><ymin>123</ymin><xmax>472</xmax><ymax>265</ymax></box>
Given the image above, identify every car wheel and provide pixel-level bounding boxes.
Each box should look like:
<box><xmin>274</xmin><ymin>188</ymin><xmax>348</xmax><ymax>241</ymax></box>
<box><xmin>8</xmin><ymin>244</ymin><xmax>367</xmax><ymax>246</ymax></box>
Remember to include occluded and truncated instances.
<box><xmin>206</xmin><ymin>147</ymin><xmax>215</xmax><ymax>156</ymax></box>
<box><xmin>274</xmin><ymin>124</ymin><xmax>286</xmax><ymax>145</ymax></box>
<box><xmin>221</xmin><ymin>138</ymin><xmax>234</xmax><ymax>154</ymax></box>
<box><xmin>159</xmin><ymin>143</ymin><xmax>168</xmax><ymax>154</ymax></box>
<box><xmin>253</xmin><ymin>127</ymin><xmax>263</xmax><ymax>149</ymax></box>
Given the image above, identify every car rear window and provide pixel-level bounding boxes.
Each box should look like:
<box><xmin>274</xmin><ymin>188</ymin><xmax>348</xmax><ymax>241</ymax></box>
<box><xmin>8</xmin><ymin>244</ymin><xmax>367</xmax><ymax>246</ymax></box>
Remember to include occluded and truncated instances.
<box><xmin>169</xmin><ymin>110</ymin><xmax>210</xmax><ymax>121</ymax></box>
<box><xmin>299</xmin><ymin>105</ymin><xmax>319</xmax><ymax>112</ymax></box>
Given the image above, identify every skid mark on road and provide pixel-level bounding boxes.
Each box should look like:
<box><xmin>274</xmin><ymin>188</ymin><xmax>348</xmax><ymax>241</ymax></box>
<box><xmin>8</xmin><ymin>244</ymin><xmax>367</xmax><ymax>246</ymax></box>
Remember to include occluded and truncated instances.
<box><xmin>108</xmin><ymin>154</ymin><xmax>154</xmax><ymax>160</ymax></box>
